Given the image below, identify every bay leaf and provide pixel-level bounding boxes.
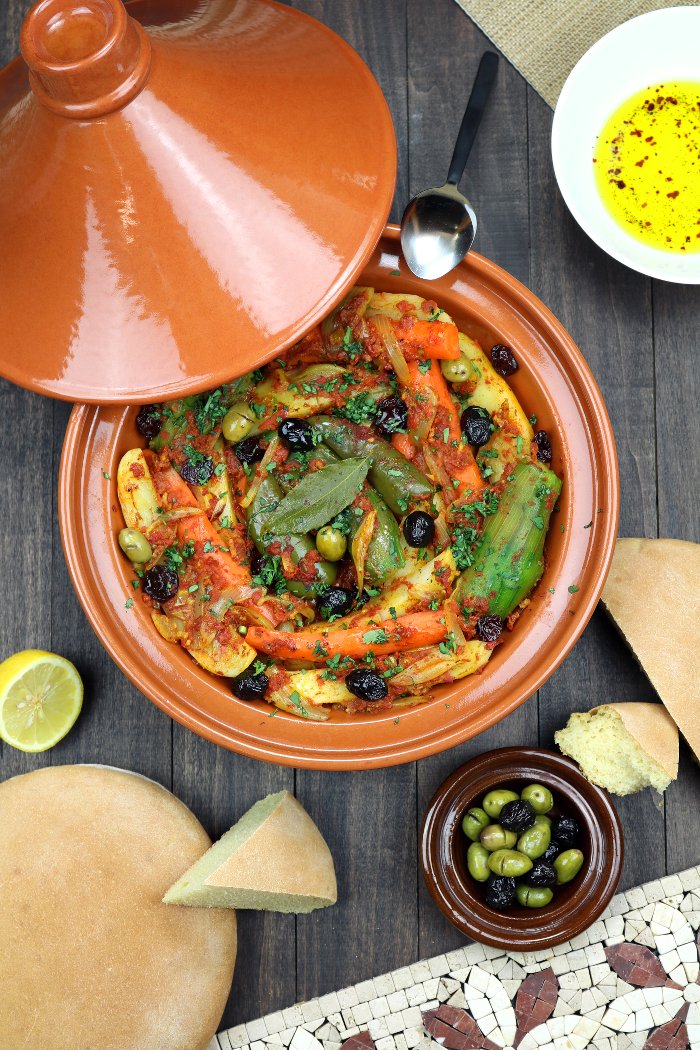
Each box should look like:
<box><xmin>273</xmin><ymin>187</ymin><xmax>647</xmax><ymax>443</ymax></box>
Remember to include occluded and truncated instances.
<box><xmin>265</xmin><ymin>457</ymin><xmax>370</xmax><ymax>535</ymax></box>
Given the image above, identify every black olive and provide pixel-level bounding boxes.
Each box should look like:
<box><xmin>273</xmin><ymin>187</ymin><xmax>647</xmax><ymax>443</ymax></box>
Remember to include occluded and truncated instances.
<box><xmin>534</xmin><ymin>430</ymin><xmax>553</xmax><ymax>464</ymax></box>
<box><xmin>524</xmin><ymin>861</ymin><xmax>558</xmax><ymax>888</ymax></box>
<box><xmin>249</xmin><ymin>548</ymin><xmax>266</xmax><ymax>578</ymax></box>
<box><xmin>179</xmin><ymin>455</ymin><xmax>214</xmax><ymax>486</ymax></box>
<box><xmin>499</xmin><ymin>799</ymin><xmax>536</xmax><ymax>833</ymax></box>
<box><xmin>475</xmin><ymin>615</ymin><xmax>505</xmax><ymax>643</ymax></box>
<box><xmin>490</xmin><ymin>343</ymin><xmax>519</xmax><ymax>377</ymax></box>
<box><xmin>135</xmin><ymin>404</ymin><xmax>161</xmax><ymax>440</ymax></box>
<box><xmin>317</xmin><ymin>586</ymin><xmax>355</xmax><ymax>620</ymax></box>
<box><xmin>552</xmin><ymin>815</ymin><xmax>579</xmax><ymax>847</ymax></box>
<box><xmin>345</xmin><ymin>668</ymin><xmax>388</xmax><ymax>702</ymax></box>
<box><xmin>402</xmin><ymin>511</ymin><xmax>435</xmax><ymax>548</ymax></box>
<box><xmin>484</xmin><ymin>874</ymin><xmax>516</xmax><ymax>910</ymax></box>
<box><xmin>375</xmin><ymin>395</ymin><xmax>408</xmax><ymax>437</ymax></box>
<box><xmin>233</xmin><ymin>436</ymin><xmax>265</xmax><ymax>465</ymax></box>
<box><xmin>460</xmin><ymin>406</ymin><xmax>493</xmax><ymax>448</ymax></box>
<box><xmin>231</xmin><ymin>671</ymin><xmax>269</xmax><ymax>701</ymax></box>
<box><xmin>278</xmin><ymin>418</ymin><xmax>315</xmax><ymax>452</ymax></box>
<box><xmin>143</xmin><ymin>565</ymin><xmax>179</xmax><ymax>602</ymax></box>
<box><xmin>542</xmin><ymin>839</ymin><xmax>561</xmax><ymax>864</ymax></box>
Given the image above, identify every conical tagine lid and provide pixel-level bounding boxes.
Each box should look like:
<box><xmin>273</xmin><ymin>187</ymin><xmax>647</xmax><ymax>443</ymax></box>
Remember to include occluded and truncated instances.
<box><xmin>0</xmin><ymin>0</ymin><xmax>396</xmax><ymax>403</ymax></box>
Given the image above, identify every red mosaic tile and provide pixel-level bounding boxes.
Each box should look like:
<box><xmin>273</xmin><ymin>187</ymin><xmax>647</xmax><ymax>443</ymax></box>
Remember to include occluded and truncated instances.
<box><xmin>514</xmin><ymin>967</ymin><xmax>558</xmax><ymax>1046</ymax></box>
<box><xmin>340</xmin><ymin>1033</ymin><xmax>376</xmax><ymax>1050</ymax></box>
<box><xmin>606</xmin><ymin>943</ymin><xmax>681</xmax><ymax>988</ymax></box>
<box><xmin>422</xmin><ymin>1006</ymin><xmax>500</xmax><ymax>1050</ymax></box>
<box><xmin>643</xmin><ymin>1004</ymin><xmax>690</xmax><ymax>1050</ymax></box>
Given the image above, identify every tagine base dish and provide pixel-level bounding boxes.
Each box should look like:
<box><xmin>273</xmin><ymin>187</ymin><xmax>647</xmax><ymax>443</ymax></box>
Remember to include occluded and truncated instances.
<box><xmin>212</xmin><ymin>863</ymin><xmax>700</xmax><ymax>1050</ymax></box>
<box><xmin>59</xmin><ymin>226</ymin><xmax>618</xmax><ymax>769</ymax></box>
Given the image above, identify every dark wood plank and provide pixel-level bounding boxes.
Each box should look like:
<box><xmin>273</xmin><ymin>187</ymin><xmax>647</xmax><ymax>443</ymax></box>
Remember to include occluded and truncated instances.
<box><xmin>652</xmin><ymin>282</ymin><xmax>700</xmax><ymax>874</ymax></box>
<box><xmin>406</xmin><ymin>0</ymin><xmax>535</xmax><ymax>959</ymax></box>
<box><xmin>527</xmin><ymin>85</ymin><xmax>664</xmax><ymax>892</ymax></box>
<box><xmin>0</xmin><ymin>383</ymin><xmax>54</xmax><ymax>779</ymax></box>
<box><xmin>289</xmin><ymin>0</ymin><xmax>419</xmax><ymax>1010</ymax></box>
<box><xmin>172</xmin><ymin>733</ymin><xmax>295</xmax><ymax>1029</ymax></box>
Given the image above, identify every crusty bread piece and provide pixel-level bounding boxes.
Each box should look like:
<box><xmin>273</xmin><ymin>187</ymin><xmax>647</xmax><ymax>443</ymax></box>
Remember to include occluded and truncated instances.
<box><xmin>600</xmin><ymin>537</ymin><xmax>700</xmax><ymax>757</ymax></box>
<box><xmin>555</xmin><ymin>703</ymin><xmax>679</xmax><ymax>794</ymax></box>
<box><xmin>0</xmin><ymin>765</ymin><xmax>236</xmax><ymax>1050</ymax></box>
<box><xmin>164</xmin><ymin>790</ymin><xmax>337</xmax><ymax>913</ymax></box>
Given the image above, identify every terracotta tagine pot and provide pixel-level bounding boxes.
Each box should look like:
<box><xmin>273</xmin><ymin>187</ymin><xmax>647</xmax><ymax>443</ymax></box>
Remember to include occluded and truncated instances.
<box><xmin>0</xmin><ymin>0</ymin><xmax>396</xmax><ymax>402</ymax></box>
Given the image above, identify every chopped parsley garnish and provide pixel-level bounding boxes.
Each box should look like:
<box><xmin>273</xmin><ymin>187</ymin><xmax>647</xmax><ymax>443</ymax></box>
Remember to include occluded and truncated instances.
<box><xmin>339</xmin><ymin>392</ymin><xmax>378</xmax><ymax>425</ymax></box>
<box><xmin>361</xmin><ymin>628</ymin><xmax>390</xmax><ymax>645</ymax></box>
<box><xmin>251</xmin><ymin>553</ymin><xmax>288</xmax><ymax>595</ymax></box>
<box><xmin>102</xmin><ymin>469</ymin><xmax>111</xmax><ymax>480</ymax></box>
<box><xmin>342</xmin><ymin>326</ymin><xmax>363</xmax><ymax>360</ymax></box>
<box><xmin>125</xmin><ymin>597</ymin><xmax>133</xmax><ymax>609</ymax></box>
<box><xmin>163</xmin><ymin>541</ymin><xmax>195</xmax><ymax>573</ymax></box>
<box><xmin>194</xmin><ymin>388</ymin><xmax>229</xmax><ymax>434</ymax></box>
<box><xmin>417</xmin><ymin>360</ymin><xmax>432</xmax><ymax>374</ymax></box>
<box><xmin>568</xmin><ymin>584</ymin><xmax>580</xmax><ymax>594</ymax></box>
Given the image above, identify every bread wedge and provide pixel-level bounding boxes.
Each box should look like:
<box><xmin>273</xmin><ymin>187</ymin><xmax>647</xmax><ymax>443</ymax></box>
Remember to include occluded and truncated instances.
<box><xmin>600</xmin><ymin>538</ymin><xmax>700</xmax><ymax>757</ymax></box>
<box><xmin>555</xmin><ymin>702</ymin><xmax>679</xmax><ymax>794</ymax></box>
<box><xmin>164</xmin><ymin>790</ymin><xmax>337</xmax><ymax>913</ymax></box>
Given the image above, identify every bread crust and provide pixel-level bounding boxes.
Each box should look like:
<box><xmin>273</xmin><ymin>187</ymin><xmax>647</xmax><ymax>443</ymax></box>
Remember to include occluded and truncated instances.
<box><xmin>206</xmin><ymin>791</ymin><xmax>337</xmax><ymax>903</ymax></box>
<box><xmin>0</xmin><ymin>765</ymin><xmax>236</xmax><ymax>1050</ymax></box>
<box><xmin>612</xmin><ymin>702</ymin><xmax>679</xmax><ymax>780</ymax></box>
<box><xmin>601</xmin><ymin>538</ymin><xmax>700</xmax><ymax>757</ymax></box>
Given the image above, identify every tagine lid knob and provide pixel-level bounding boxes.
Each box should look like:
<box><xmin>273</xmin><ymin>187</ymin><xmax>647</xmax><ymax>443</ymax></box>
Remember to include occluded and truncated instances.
<box><xmin>0</xmin><ymin>0</ymin><xmax>396</xmax><ymax>404</ymax></box>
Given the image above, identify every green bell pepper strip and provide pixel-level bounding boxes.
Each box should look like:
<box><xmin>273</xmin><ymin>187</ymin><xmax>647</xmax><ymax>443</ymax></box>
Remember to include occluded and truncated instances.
<box><xmin>309</xmin><ymin>416</ymin><xmax>433</xmax><ymax>515</ymax></box>
<box><xmin>454</xmin><ymin>461</ymin><xmax>562</xmax><ymax>617</ymax></box>
<box><xmin>245</xmin><ymin>474</ymin><xmax>338</xmax><ymax>598</ymax></box>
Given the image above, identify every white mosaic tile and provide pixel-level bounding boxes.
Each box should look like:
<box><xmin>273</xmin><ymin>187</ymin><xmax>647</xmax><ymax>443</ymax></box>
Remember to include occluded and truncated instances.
<box><xmin>219</xmin><ymin>864</ymin><xmax>700</xmax><ymax>1050</ymax></box>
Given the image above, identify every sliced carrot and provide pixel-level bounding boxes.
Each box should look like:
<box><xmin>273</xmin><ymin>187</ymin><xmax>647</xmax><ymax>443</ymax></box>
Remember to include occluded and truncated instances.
<box><xmin>392</xmin><ymin>431</ymin><xmax>416</xmax><ymax>461</ymax></box>
<box><xmin>145</xmin><ymin>452</ymin><xmax>252</xmax><ymax>582</ymax></box>
<box><xmin>246</xmin><ymin>610</ymin><xmax>449</xmax><ymax>661</ymax></box>
<box><xmin>392</xmin><ymin>318</ymin><xmax>460</xmax><ymax>360</ymax></box>
<box><xmin>399</xmin><ymin>361</ymin><xmax>484</xmax><ymax>495</ymax></box>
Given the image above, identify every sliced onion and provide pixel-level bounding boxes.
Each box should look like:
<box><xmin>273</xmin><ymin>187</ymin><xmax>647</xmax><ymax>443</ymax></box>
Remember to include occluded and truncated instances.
<box><xmin>351</xmin><ymin>508</ymin><xmax>377</xmax><ymax>595</ymax></box>
<box><xmin>445</xmin><ymin>604</ymin><xmax>467</xmax><ymax>650</ymax></box>
<box><xmin>240</xmin><ymin>435</ymin><xmax>279</xmax><ymax>509</ymax></box>
<box><xmin>422</xmin><ymin>448</ymin><xmax>450</xmax><ymax>519</ymax></box>
<box><xmin>158</xmin><ymin>507</ymin><xmax>203</xmax><ymax>524</ymax></box>
<box><xmin>415</xmin><ymin>387</ymin><xmax>439</xmax><ymax>444</ymax></box>
<box><xmin>371</xmin><ymin>314</ymin><xmax>410</xmax><ymax>385</ymax></box>
<box><xmin>434</xmin><ymin>511</ymin><xmax>451</xmax><ymax>547</ymax></box>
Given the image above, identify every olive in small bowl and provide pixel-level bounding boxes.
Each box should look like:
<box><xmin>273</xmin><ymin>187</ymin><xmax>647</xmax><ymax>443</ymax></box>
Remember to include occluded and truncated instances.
<box><xmin>420</xmin><ymin>747</ymin><xmax>623</xmax><ymax>951</ymax></box>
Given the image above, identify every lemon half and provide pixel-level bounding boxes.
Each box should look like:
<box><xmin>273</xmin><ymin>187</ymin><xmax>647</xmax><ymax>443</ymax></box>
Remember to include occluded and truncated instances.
<box><xmin>0</xmin><ymin>650</ymin><xmax>83</xmax><ymax>752</ymax></box>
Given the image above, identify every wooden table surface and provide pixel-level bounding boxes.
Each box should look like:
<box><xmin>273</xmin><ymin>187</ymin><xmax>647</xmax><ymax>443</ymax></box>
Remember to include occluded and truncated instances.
<box><xmin>1</xmin><ymin>0</ymin><xmax>699</xmax><ymax>1033</ymax></box>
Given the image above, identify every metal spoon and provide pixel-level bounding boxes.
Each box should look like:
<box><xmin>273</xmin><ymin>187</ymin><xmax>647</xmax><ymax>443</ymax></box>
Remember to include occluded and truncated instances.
<box><xmin>400</xmin><ymin>51</ymin><xmax>499</xmax><ymax>280</ymax></box>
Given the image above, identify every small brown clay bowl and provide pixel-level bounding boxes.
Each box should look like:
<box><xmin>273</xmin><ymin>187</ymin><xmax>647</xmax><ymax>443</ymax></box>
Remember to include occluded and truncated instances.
<box><xmin>58</xmin><ymin>227</ymin><xmax>619</xmax><ymax>769</ymax></box>
<box><xmin>420</xmin><ymin>747</ymin><xmax>623</xmax><ymax>949</ymax></box>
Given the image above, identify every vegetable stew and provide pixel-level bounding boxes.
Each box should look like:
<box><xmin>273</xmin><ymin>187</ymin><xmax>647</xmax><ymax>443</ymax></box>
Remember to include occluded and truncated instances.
<box><xmin>116</xmin><ymin>288</ymin><xmax>562</xmax><ymax>719</ymax></box>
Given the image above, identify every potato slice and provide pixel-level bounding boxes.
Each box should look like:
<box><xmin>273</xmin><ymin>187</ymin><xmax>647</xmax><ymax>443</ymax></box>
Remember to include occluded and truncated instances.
<box><xmin>367</xmin><ymin>292</ymin><xmax>455</xmax><ymax>326</ymax></box>
<box><xmin>457</xmin><ymin>333</ymin><xmax>533</xmax><ymax>481</ymax></box>
<box><xmin>117</xmin><ymin>449</ymin><xmax>161</xmax><ymax>532</ymax></box>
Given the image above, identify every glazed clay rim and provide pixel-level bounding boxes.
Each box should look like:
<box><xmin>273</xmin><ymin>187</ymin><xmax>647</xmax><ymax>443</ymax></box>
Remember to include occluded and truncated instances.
<box><xmin>59</xmin><ymin>227</ymin><xmax>620</xmax><ymax>769</ymax></box>
<box><xmin>420</xmin><ymin>748</ymin><xmax>624</xmax><ymax>949</ymax></box>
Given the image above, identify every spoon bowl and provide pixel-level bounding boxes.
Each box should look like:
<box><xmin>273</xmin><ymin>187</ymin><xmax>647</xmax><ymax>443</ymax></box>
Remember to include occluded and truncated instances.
<box><xmin>400</xmin><ymin>183</ymin><xmax>477</xmax><ymax>280</ymax></box>
<box><xmin>401</xmin><ymin>51</ymin><xmax>498</xmax><ymax>279</ymax></box>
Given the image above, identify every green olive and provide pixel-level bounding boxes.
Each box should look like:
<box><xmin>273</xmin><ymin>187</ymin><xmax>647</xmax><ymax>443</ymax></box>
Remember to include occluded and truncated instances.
<box><xmin>517</xmin><ymin>821</ymin><xmax>551</xmax><ymax>860</ymax></box>
<box><xmin>487</xmin><ymin>849</ymin><xmax>533</xmax><ymax>878</ymax></box>
<box><xmin>315</xmin><ymin>526</ymin><xmax>347</xmax><ymax>562</ymax></box>
<box><xmin>516</xmin><ymin>884</ymin><xmax>554</xmax><ymax>908</ymax></box>
<box><xmin>461</xmin><ymin>807</ymin><xmax>490</xmax><ymax>842</ymax></box>
<box><xmin>222</xmin><ymin>403</ymin><xmax>256</xmax><ymax>443</ymax></box>
<box><xmin>480</xmin><ymin>824</ymin><xmax>517</xmax><ymax>851</ymax></box>
<box><xmin>440</xmin><ymin>357</ymin><xmax>472</xmax><ymax>385</ymax></box>
<box><xmin>521</xmin><ymin>783</ymin><xmax>554</xmax><ymax>814</ymax></box>
<box><xmin>534</xmin><ymin>814</ymin><xmax>552</xmax><ymax>827</ymax></box>
<box><xmin>467</xmin><ymin>842</ymin><xmax>491</xmax><ymax>882</ymax></box>
<box><xmin>118</xmin><ymin>527</ymin><xmax>152</xmax><ymax>564</ymax></box>
<box><xmin>482</xmin><ymin>789</ymin><xmax>520</xmax><ymax>819</ymax></box>
<box><xmin>554</xmin><ymin>848</ymin><xmax>585</xmax><ymax>885</ymax></box>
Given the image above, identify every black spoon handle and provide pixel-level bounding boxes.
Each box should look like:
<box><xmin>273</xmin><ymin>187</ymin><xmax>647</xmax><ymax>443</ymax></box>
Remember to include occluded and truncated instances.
<box><xmin>446</xmin><ymin>51</ymin><xmax>499</xmax><ymax>186</ymax></box>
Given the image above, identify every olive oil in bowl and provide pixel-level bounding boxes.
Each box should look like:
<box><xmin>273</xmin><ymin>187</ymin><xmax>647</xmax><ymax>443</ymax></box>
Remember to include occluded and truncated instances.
<box><xmin>593</xmin><ymin>81</ymin><xmax>700</xmax><ymax>253</ymax></box>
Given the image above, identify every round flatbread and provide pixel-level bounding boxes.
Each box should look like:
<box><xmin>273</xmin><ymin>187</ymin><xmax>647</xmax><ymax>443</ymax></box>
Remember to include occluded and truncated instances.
<box><xmin>601</xmin><ymin>537</ymin><xmax>700</xmax><ymax>757</ymax></box>
<box><xmin>0</xmin><ymin>765</ymin><xmax>236</xmax><ymax>1050</ymax></box>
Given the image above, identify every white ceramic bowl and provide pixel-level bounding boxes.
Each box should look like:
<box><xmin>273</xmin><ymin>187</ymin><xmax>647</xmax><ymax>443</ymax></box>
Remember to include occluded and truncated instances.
<box><xmin>552</xmin><ymin>7</ymin><xmax>700</xmax><ymax>284</ymax></box>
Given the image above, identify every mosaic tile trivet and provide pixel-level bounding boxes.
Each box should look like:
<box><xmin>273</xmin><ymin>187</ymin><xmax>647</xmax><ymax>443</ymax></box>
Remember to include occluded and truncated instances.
<box><xmin>210</xmin><ymin>865</ymin><xmax>700</xmax><ymax>1050</ymax></box>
